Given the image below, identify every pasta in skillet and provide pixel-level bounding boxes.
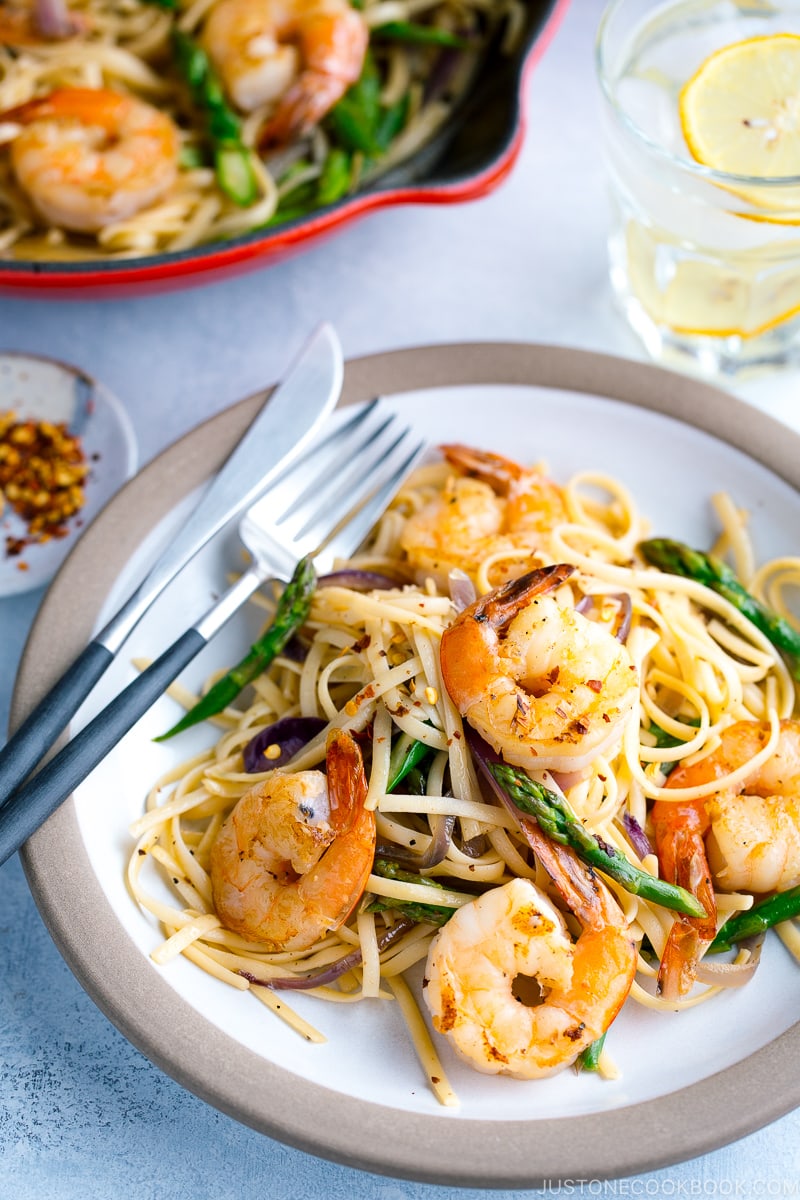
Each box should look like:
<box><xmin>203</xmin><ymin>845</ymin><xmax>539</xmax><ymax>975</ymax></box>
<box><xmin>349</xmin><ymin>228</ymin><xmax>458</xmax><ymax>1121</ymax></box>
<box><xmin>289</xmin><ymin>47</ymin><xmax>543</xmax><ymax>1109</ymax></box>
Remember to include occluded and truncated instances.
<box><xmin>0</xmin><ymin>0</ymin><xmax>523</xmax><ymax>260</ymax></box>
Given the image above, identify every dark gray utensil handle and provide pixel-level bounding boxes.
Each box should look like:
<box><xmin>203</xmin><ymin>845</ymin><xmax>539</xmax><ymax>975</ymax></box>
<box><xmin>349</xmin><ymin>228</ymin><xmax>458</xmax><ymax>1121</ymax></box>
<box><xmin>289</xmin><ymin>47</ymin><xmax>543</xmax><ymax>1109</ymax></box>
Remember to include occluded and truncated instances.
<box><xmin>0</xmin><ymin>627</ymin><xmax>206</xmax><ymax>866</ymax></box>
<box><xmin>0</xmin><ymin>640</ymin><xmax>113</xmax><ymax>806</ymax></box>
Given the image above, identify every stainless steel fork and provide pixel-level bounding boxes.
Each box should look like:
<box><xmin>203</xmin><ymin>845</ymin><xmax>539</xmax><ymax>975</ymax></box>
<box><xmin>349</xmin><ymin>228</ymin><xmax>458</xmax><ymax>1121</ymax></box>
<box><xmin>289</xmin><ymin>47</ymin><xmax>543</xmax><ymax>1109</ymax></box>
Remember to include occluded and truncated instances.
<box><xmin>0</xmin><ymin>401</ymin><xmax>425</xmax><ymax>865</ymax></box>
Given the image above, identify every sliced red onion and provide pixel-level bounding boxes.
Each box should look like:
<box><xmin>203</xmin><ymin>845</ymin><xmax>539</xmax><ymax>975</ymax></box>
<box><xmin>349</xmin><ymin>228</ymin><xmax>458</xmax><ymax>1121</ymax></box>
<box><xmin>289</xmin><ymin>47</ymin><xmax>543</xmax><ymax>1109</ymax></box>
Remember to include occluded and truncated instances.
<box><xmin>550</xmin><ymin>769</ymin><xmax>585</xmax><ymax>792</ymax></box>
<box><xmin>318</xmin><ymin>570</ymin><xmax>400</xmax><ymax>591</ymax></box>
<box><xmin>239</xmin><ymin>918</ymin><xmax>415</xmax><ymax>990</ymax></box>
<box><xmin>279</xmin><ymin>633</ymin><xmax>309</xmax><ymax>663</ymax></box>
<box><xmin>614</xmin><ymin>592</ymin><xmax>633</xmax><ymax>642</ymax></box>
<box><xmin>378</xmin><ymin>813</ymin><xmax>455</xmax><ymax>870</ymax></box>
<box><xmin>575</xmin><ymin>592</ymin><xmax>633</xmax><ymax>642</ymax></box>
<box><xmin>460</xmin><ymin>833</ymin><xmax>489</xmax><ymax>858</ymax></box>
<box><xmin>423</xmin><ymin>46</ymin><xmax>465</xmax><ymax>103</ymax></box>
<box><xmin>448</xmin><ymin>568</ymin><xmax>477</xmax><ymax>612</ymax></box>
<box><xmin>694</xmin><ymin>935</ymin><xmax>764</xmax><ymax>988</ymax></box>
<box><xmin>465</xmin><ymin>728</ymin><xmax>519</xmax><ymax>818</ymax></box>
<box><xmin>622</xmin><ymin>812</ymin><xmax>653</xmax><ymax>860</ymax></box>
<box><xmin>34</xmin><ymin>0</ymin><xmax>82</xmax><ymax>37</ymax></box>
<box><xmin>243</xmin><ymin>715</ymin><xmax>326</xmax><ymax>773</ymax></box>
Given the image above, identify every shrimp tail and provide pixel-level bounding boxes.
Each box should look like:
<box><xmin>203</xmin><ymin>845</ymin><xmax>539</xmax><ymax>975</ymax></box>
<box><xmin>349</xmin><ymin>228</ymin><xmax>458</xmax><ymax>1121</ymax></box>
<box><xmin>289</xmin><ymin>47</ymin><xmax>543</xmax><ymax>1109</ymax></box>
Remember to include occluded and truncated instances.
<box><xmin>468</xmin><ymin>562</ymin><xmax>575</xmax><ymax>633</ymax></box>
<box><xmin>653</xmin><ymin>800</ymin><xmax>717</xmax><ymax>999</ymax></box>
<box><xmin>518</xmin><ymin>812</ymin><xmax>626</xmax><ymax>932</ymax></box>
<box><xmin>300</xmin><ymin>730</ymin><xmax>375</xmax><ymax>932</ymax></box>
<box><xmin>2</xmin><ymin>88</ymin><xmax>115</xmax><ymax>128</ymax></box>
<box><xmin>325</xmin><ymin>727</ymin><xmax>369</xmax><ymax>833</ymax></box>
<box><xmin>440</xmin><ymin>563</ymin><xmax>574</xmax><ymax>713</ymax></box>
<box><xmin>259</xmin><ymin>71</ymin><xmax>344</xmax><ymax>146</ymax></box>
<box><xmin>440</xmin><ymin>444</ymin><xmax>526</xmax><ymax>495</ymax></box>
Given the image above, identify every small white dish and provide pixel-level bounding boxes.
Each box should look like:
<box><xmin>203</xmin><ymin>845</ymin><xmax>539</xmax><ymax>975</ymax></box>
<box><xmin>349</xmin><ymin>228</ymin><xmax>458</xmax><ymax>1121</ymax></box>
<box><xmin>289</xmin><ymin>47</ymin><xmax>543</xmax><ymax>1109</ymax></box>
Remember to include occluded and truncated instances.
<box><xmin>0</xmin><ymin>352</ymin><xmax>137</xmax><ymax>596</ymax></box>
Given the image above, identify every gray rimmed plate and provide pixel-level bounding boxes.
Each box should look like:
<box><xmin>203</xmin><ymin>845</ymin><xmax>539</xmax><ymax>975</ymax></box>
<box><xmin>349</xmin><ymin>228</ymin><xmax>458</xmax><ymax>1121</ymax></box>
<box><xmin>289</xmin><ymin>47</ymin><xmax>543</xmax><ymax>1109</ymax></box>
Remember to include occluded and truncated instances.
<box><xmin>13</xmin><ymin>344</ymin><xmax>800</xmax><ymax>1188</ymax></box>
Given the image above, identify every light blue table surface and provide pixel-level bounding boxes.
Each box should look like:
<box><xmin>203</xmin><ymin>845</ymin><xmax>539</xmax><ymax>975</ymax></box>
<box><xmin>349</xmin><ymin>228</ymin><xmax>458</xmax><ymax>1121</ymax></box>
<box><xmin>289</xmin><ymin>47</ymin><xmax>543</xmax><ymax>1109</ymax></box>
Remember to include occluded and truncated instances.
<box><xmin>2</xmin><ymin>2</ymin><xmax>800</xmax><ymax>1196</ymax></box>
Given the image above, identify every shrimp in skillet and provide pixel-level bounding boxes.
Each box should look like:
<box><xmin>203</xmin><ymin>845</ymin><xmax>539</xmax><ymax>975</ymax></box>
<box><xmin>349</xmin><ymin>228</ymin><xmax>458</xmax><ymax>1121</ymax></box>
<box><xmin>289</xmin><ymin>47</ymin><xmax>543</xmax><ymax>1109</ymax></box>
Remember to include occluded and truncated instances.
<box><xmin>400</xmin><ymin>444</ymin><xmax>568</xmax><ymax>585</ymax></box>
<box><xmin>0</xmin><ymin>0</ymin><xmax>82</xmax><ymax>43</ymax></box>
<box><xmin>2</xmin><ymin>88</ymin><xmax>180</xmax><ymax>233</ymax></box>
<box><xmin>424</xmin><ymin>821</ymin><xmax>636</xmax><ymax>1078</ymax></box>
<box><xmin>210</xmin><ymin>729</ymin><xmax>376</xmax><ymax>952</ymax></box>
<box><xmin>440</xmin><ymin>564</ymin><xmax>639</xmax><ymax>775</ymax></box>
<box><xmin>653</xmin><ymin>719</ymin><xmax>800</xmax><ymax>999</ymax></box>
<box><xmin>202</xmin><ymin>0</ymin><xmax>368</xmax><ymax>143</ymax></box>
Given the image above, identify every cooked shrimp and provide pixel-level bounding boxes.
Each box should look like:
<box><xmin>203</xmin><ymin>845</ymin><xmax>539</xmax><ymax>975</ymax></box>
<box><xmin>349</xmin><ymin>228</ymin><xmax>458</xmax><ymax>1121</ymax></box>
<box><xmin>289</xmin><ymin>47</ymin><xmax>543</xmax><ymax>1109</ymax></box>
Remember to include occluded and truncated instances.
<box><xmin>400</xmin><ymin>445</ymin><xmax>567</xmax><ymax>583</ymax></box>
<box><xmin>3</xmin><ymin>88</ymin><xmax>180</xmax><ymax>233</ymax></box>
<box><xmin>202</xmin><ymin>0</ymin><xmax>367</xmax><ymax>142</ymax></box>
<box><xmin>0</xmin><ymin>0</ymin><xmax>81</xmax><ymax>43</ymax></box>
<box><xmin>440</xmin><ymin>564</ymin><xmax>639</xmax><ymax>774</ymax></box>
<box><xmin>424</xmin><ymin>822</ymin><xmax>636</xmax><ymax>1078</ymax></box>
<box><xmin>210</xmin><ymin>729</ymin><xmax>376</xmax><ymax>952</ymax></box>
<box><xmin>442</xmin><ymin>445</ymin><xmax>568</xmax><ymax>538</ymax></box>
<box><xmin>653</xmin><ymin>719</ymin><xmax>800</xmax><ymax>998</ymax></box>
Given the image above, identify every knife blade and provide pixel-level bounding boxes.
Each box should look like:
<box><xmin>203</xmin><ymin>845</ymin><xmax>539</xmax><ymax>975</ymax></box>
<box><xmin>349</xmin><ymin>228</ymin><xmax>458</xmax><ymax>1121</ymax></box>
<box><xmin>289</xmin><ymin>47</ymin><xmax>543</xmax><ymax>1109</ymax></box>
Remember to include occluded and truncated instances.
<box><xmin>0</xmin><ymin>322</ymin><xmax>343</xmax><ymax>804</ymax></box>
<box><xmin>0</xmin><ymin>407</ymin><xmax>426</xmax><ymax>868</ymax></box>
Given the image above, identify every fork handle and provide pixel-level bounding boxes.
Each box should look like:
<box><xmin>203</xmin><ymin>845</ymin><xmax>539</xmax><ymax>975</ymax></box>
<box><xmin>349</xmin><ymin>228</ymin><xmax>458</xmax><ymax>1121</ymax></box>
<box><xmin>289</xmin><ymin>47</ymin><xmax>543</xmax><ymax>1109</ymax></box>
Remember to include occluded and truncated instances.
<box><xmin>0</xmin><ymin>628</ymin><xmax>206</xmax><ymax>866</ymax></box>
<box><xmin>0</xmin><ymin>641</ymin><xmax>114</xmax><ymax>806</ymax></box>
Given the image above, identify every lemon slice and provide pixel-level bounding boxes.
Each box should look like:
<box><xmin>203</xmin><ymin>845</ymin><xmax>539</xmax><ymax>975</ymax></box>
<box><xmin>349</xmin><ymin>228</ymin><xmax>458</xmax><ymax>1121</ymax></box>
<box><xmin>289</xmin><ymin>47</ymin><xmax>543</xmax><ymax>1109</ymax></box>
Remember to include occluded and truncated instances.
<box><xmin>680</xmin><ymin>34</ymin><xmax>800</xmax><ymax>178</ymax></box>
<box><xmin>625</xmin><ymin>219</ymin><xmax>800</xmax><ymax>338</ymax></box>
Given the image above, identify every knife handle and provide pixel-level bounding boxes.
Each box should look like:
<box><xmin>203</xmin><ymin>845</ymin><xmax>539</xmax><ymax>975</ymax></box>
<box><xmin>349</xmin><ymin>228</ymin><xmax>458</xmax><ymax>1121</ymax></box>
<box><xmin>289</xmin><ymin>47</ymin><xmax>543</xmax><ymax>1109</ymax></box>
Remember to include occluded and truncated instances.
<box><xmin>0</xmin><ymin>627</ymin><xmax>206</xmax><ymax>867</ymax></box>
<box><xmin>0</xmin><ymin>640</ymin><xmax>114</xmax><ymax>807</ymax></box>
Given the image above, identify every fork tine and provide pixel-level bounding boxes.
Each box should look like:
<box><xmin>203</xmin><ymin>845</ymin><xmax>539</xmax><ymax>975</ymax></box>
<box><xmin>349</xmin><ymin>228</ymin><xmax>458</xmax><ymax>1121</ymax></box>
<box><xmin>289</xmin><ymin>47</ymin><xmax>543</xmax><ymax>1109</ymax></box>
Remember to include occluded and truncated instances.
<box><xmin>254</xmin><ymin>399</ymin><xmax>390</xmax><ymax>525</ymax></box>
<box><xmin>282</xmin><ymin>413</ymin><xmax>411</xmax><ymax>545</ymax></box>
<box><xmin>239</xmin><ymin>400</ymin><xmax>426</xmax><ymax>579</ymax></box>
<box><xmin>314</xmin><ymin>430</ymin><xmax>427</xmax><ymax>570</ymax></box>
<box><xmin>268</xmin><ymin>397</ymin><xmax>379</xmax><ymax>486</ymax></box>
<box><xmin>278</xmin><ymin>407</ymin><xmax>399</xmax><ymax>525</ymax></box>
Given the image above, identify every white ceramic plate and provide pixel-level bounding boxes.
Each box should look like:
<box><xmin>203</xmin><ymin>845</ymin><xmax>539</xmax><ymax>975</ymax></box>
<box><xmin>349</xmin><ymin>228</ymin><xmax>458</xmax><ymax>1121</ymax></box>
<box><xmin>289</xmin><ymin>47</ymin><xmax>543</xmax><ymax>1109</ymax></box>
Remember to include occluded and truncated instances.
<box><xmin>16</xmin><ymin>344</ymin><xmax>800</xmax><ymax>1187</ymax></box>
<box><xmin>0</xmin><ymin>352</ymin><xmax>137</xmax><ymax>596</ymax></box>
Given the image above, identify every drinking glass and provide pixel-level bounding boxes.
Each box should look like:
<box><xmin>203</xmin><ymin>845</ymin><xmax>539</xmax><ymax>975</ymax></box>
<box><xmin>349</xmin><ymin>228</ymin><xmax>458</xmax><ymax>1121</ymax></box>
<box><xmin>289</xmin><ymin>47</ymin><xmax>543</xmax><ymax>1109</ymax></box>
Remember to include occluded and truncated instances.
<box><xmin>596</xmin><ymin>0</ymin><xmax>800</xmax><ymax>376</ymax></box>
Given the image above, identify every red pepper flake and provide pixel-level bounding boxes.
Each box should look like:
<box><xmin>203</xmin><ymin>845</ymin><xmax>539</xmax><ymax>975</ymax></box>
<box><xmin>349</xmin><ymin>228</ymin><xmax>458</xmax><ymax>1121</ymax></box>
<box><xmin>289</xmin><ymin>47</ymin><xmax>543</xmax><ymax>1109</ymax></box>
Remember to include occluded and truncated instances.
<box><xmin>587</xmin><ymin>679</ymin><xmax>603</xmax><ymax>693</ymax></box>
<box><xmin>0</xmin><ymin>409</ymin><xmax>89</xmax><ymax>559</ymax></box>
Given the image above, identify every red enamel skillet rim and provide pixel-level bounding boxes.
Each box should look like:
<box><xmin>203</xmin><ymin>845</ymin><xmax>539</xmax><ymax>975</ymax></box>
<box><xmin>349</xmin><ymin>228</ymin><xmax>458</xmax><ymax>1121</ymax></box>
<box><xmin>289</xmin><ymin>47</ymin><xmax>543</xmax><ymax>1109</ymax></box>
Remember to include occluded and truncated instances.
<box><xmin>0</xmin><ymin>0</ymin><xmax>568</xmax><ymax>298</ymax></box>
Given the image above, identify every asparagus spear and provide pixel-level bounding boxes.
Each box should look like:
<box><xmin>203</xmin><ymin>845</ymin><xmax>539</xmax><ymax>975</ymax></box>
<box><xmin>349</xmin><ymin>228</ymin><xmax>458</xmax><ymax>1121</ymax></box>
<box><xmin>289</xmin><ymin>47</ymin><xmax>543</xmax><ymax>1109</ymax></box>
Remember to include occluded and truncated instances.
<box><xmin>387</xmin><ymin>733</ymin><xmax>434</xmax><ymax>793</ymax></box>
<box><xmin>639</xmin><ymin>538</ymin><xmax>800</xmax><ymax>679</ymax></box>
<box><xmin>489</xmin><ymin>763</ymin><xmax>707</xmax><ymax>918</ymax></box>
<box><xmin>325</xmin><ymin>52</ymin><xmax>409</xmax><ymax>158</ymax></box>
<box><xmin>645</xmin><ymin>717</ymin><xmax>701</xmax><ymax>776</ymax></box>
<box><xmin>170</xmin><ymin>29</ymin><xmax>259</xmax><ymax>206</ymax></box>
<box><xmin>709</xmin><ymin>885</ymin><xmax>800</xmax><ymax>952</ymax></box>
<box><xmin>578</xmin><ymin>1033</ymin><xmax>606</xmax><ymax>1073</ymax></box>
<box><xmin>327</xmin><ymin>54</ymin><xmax>383</xmax><ymax>156</ymax></box>
<box><xmin>373</xmin><ymin>21</ymin><xmax>471</xmax><ymax>50</ymax></box>
<box><xmin>155</xmin><ymin>556</ymin><xmax>316</xmax><ymax>741</ymax></box>
<box><xmin>368</xmin><ymin>860</ymin><xmax>456</xmax><ymax>926</ymax></box>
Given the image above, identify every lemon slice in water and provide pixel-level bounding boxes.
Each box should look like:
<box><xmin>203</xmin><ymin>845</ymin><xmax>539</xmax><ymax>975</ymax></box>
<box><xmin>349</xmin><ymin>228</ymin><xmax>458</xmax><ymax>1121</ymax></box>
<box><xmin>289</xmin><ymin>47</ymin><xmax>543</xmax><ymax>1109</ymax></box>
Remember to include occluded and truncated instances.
<box><xmin>680</xmin><ymin>34</ymin><xmax>800</xmax><ymax>178</ymax></box>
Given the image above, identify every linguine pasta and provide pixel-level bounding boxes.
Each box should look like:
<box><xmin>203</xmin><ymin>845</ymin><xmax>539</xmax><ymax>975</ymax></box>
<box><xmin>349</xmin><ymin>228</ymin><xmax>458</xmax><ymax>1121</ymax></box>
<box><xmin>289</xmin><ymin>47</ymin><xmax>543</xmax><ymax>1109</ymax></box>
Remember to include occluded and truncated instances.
<box><xmin>128</xmin><ymin>447</ymin><xmax>800</xmax><ymax>1104</ymax></box>
<box><xmin>0</xmin><ymin>0</ymin><xmax>521</xmax><ymax>260</ymax></box>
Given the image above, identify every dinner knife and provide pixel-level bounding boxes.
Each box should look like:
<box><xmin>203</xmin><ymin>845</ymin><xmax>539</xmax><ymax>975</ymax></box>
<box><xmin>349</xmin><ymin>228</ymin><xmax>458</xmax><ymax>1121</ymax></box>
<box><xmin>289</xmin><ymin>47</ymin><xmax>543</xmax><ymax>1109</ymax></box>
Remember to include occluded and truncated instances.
<box><xmin>0</xmin><ymin>409</ymin><xmax>426</xmax><ymax>867</ymax></box>
<box><xmin>0</xmin><ymin>322</ymin><xmax>343</xmax><ymax>804</ymax></box>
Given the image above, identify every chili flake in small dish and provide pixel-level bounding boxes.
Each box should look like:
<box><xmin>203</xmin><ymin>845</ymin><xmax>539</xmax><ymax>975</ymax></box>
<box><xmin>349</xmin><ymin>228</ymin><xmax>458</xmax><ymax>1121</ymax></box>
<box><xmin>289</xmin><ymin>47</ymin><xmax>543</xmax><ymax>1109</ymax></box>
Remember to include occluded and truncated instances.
<box><xmin>0</xmin><ymin>409</ymin><xmax>89</xmax><ymax>559</ymax></box>
<box><xmin>0</xmin><ymin>352</ymin><xmax>137</xmax><ymax>596</ymax></box>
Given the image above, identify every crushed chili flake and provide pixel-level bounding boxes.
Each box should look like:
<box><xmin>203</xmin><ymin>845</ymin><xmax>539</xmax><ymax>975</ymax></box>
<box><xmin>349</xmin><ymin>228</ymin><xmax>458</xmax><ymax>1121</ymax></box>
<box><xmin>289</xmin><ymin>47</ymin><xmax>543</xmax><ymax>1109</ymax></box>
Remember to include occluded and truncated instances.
<box><xmin>0</xmin><ymin>409</ymin><xmax>89</xmax><ymax>559</ymax></box>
